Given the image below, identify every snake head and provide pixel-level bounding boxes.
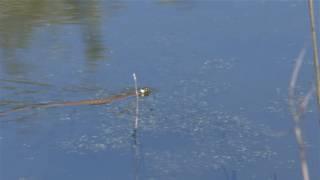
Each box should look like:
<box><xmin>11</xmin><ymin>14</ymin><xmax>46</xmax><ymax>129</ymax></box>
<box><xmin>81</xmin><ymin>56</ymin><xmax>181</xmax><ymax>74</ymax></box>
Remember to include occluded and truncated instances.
<box><xmin>137</xmin><ymin>87</ymin><xmax>151</xmax><ymax>97</ymax></box>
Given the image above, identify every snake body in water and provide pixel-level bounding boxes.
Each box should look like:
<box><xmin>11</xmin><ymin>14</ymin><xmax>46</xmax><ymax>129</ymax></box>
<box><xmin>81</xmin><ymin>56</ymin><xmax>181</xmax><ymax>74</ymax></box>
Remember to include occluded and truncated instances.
<box><xmin>0</xmin><ymin>87</ymin><xmax>151</xmax><ymax>117</ymax></box>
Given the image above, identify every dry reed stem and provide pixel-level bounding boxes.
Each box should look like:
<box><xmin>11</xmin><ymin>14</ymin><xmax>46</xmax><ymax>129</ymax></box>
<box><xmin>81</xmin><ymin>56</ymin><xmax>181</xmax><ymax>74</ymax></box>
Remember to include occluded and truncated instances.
<box><xmin>132</xmin><ymin>73</ymin><xmax>140</xmax><ymax>180</ymax></box>
<box><xmin>298</xmin><ymin>86</ymin><xmax>315</xmax><ymax>115</ymax></box>
<box><xmin>288</xmin><ymin>49</ymin><xmax>311</xmax><ymax>180</ymax></box>
<box><xmin>307</xmin><ymin>0</ymin><xmax>320</xmax><ymax>109</ymax></box>
<box><xmin>133</xmin><ymin>73</ymin><xmax>140</xmax><ymax>130</ymax></box>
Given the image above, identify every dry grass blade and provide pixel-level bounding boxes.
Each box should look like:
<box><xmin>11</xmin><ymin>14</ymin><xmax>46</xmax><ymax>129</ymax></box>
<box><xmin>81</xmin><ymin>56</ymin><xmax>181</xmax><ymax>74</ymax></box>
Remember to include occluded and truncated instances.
<box><xmin>288</xmin><ymin>49</ymin><xmax>311</xmax><ymax>180</ymax></box>
<box><xmin>298</xmin><ymin>86</ymin><xmax>315</xmax><ymax>115</ymax></box>
<box><xmin>307</xmin><ymin>0</ymin><xmax>320</xmax><ymax>108</ymax></box>
<box><xmin>133</xmin><ymin>73</ymin><xmax>140</xmax><ymax>130</ymax></box>
<box><xmin>132</xmin><ymin>73</ymin><xmax>141</xmax><ymax>180</ymax></box>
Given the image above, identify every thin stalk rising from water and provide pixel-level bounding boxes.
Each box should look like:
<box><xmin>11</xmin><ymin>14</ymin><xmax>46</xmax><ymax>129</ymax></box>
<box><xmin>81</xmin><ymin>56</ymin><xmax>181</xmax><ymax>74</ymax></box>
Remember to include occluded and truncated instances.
<box><xmin>307</xmin><ymin>0</ymin><xmax>320</xmax><ymax>111</ymax></box>
<box><xmin>132</xmin><ymin>73</ymin><xmax>141</xmax><ymax>180</ymax></box>
<box><xmin>288</xmin><ymin>49</ymin><xmax>311</xmax><ymax>180</ymax></box>
<box><xmin>133</xmin><ymin>73</ymin><xmax>140</xmax><ymax>130</ymax></box>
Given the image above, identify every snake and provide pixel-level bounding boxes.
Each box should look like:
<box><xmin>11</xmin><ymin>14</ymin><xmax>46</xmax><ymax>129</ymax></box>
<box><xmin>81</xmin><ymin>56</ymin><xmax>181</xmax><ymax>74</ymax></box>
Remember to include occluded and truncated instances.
<box><xmin>0</xmin><ymin>87</ymin><xmax>151</xmax><ymax>117</ymax></box>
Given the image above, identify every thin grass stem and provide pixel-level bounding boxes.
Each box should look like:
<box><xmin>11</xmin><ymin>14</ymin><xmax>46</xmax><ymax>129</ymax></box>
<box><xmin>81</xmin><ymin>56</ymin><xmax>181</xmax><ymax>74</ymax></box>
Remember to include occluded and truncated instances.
<box><xmin>133</xmin><ymin>73</ymin><xmax>139</xmax><ymax>130</ymax></box>
<box><xmin>288</xmin><ymin>49</ymin><xmax>311</xmax><ymax>180</ymax></box>
<box><xmin>132</xmin><ymin>73</ymin><xmax>140</xmax><ymax>180</ymax></box>
<box><xmin>307</xmin><ymin>0</ymin><xmax>320</xmax><ymax>110</ymax></box>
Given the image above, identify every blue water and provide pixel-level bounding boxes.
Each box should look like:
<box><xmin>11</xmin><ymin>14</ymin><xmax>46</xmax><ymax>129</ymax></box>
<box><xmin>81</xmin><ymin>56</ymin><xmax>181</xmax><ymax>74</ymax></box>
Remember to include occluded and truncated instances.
<box><xmin>0</xmin><ymin>1</ymin><xmax>319</xmax><ymax>180</ymax></box>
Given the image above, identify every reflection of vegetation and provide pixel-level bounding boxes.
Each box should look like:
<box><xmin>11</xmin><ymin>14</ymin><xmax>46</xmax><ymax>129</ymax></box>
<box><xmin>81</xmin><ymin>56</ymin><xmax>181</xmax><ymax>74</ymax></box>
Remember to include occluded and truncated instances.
<box><xmin>157</xmin><ymin>0</ymin><xmax>194</xmax><ymax>10</ymax></box>
<box><xmin>0</xmin><ymin>0</ymin><xmax>118</xmax><ymax>75</ymax></box>
<box><xmin>0</xmin><ymin>0</ymin><xmax>46</xmax><ymax>49</ymax></box>
<box><xmin>66</xmin><ymin>0</ymin><xmax>105</xmax><ymax>62</ymax></box>
<box><xmin>0</xmin><ymin>0</ymin><xmax>47</xmax><ymax>75</ymax></box>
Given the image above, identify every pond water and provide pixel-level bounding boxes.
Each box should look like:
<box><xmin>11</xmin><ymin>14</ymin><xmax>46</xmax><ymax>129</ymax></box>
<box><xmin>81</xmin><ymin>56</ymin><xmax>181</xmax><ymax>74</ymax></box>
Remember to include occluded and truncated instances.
<box><xmin>0</xmin><ymin>1</ymin><xmax>319</xmax><ymax>180</ymax></box>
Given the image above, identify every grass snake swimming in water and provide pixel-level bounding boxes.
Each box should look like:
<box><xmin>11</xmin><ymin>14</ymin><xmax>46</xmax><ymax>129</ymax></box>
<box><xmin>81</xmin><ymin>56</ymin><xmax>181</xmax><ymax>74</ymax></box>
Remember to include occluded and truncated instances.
<box><xmin>0</xmin><ymin>87</ymin><xmax>151</xmax><ymax>117</ymax></box>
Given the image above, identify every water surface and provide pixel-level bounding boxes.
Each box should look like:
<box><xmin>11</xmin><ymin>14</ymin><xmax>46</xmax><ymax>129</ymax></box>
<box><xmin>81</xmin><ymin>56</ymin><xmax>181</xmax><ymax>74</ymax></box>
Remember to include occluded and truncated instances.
<box><xmin>0</xmin><ymin>1</ymin><xmax>318</xmax><ymax>180</ymax></box>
